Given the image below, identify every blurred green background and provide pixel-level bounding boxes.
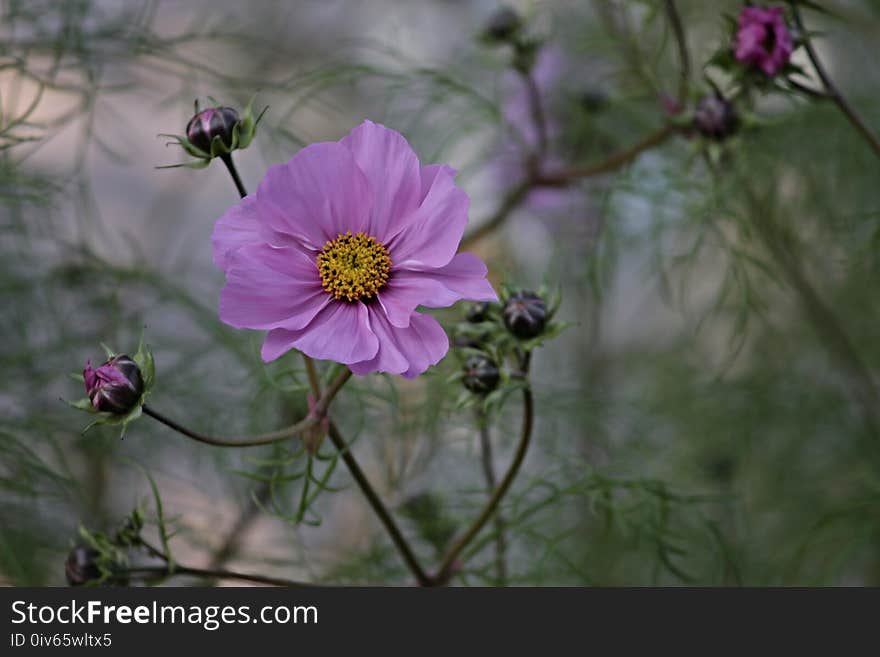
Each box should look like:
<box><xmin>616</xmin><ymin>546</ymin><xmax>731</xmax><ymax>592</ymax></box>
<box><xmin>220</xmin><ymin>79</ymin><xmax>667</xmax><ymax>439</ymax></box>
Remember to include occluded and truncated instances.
<box><xmin>2</xmin><ymin>0</ymin><xmax>880</xmax><ymax>586</ymax></box>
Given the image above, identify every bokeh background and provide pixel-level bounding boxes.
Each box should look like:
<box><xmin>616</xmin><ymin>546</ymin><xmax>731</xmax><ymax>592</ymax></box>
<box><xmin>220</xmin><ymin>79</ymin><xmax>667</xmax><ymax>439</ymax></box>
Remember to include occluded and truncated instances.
<box><xmin>3</xmin><ymin>0</ymin><xmax>880</xmax><ymax>586</ymax></box>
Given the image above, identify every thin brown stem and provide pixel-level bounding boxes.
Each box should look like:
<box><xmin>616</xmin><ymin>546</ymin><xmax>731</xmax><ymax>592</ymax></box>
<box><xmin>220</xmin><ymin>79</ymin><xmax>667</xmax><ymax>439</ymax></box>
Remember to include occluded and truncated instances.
<box><xmin>792</xmin><ymin>5</ymin><xmax>880</xmax><ymax>159</ymax></box>
<box><xmin>303</xmin><ymin>354</ymin><xmax>322</xmax><ymax>398</ymax></box>
<box><xmin>476</xmin><ymin>407</ymin><xmax>507</xmax><ymax>585</ymax></box>
<box><xmin>537</xmin><ymin>124</ymin><xmax>676</xmax><ymax>184</ymax></box>
<box><xmin>519</xmin><ymin>68</ymin><xmax>549</xmax><ymax>155</ymax></box>
<box><xmin>137</xmin><ymin>538</ymin><xmax>168</xmax><ymax>562</ymax></box>
<box><xmin>142</xmin><ymin>368</ymin><xmax>352</xmax><ymax>448</ymax></box>
<box><xmin>787</xmin><ymin>78</ymin><xmax>831</xmax><ymax>100</ymax></box>
<box><xmin>461</xmin><ymin>125</ymin><xmax>676</xmax><ymax>250</ymax></box>
<box><xmin>326</xmin><ymin>421</ymin><xmax>431</xmax><ymax>586</ymax></box>
<box><xmin>125</xmin><ymin>565</ymin><xmax>313</xmax><ymax>587</ymax></box>
<box><xmin>663</xmin><ymin>0</ymin><xmax>690</xmax><ymax>104</ymax></box>
<box><xmin>432</xmin><ymin>357</ymin><xmax>533</xmax><ymax>585</ymax></box>
<box><xmin>220</xmin><ymin>153</ymin><xmax>248</xmax><ymax>198</ymax></box>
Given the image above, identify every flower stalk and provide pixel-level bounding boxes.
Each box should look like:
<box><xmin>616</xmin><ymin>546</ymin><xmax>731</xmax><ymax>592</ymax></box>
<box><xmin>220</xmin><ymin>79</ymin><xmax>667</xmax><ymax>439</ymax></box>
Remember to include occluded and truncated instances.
<box><xmin>124</xmin><ymin>565</ymin><xmax>312</xmax><ymax>587</ymax></box>
<box><xmin>326</xmin><ymin>421</ymin><xmax>432</xmax><ymax>586</ymax></box>
<box><xmin>141</xmin><ymin>368</ymin><xmax>352</xmax><ymax>448</ymax></box>
<box><xmin>791</xmin><ymin>5</ymin><xmax>880</xmax><ymax>159</ymax></box>
<box><xmin>221</xmin><ymin>153</ymin><xmax>248</xmax><ymax>198</ymax></box>
<box><xmin>431</xmin><ymin>353</ymin><xmax>533</xmax><ymax>586</ymax></box>
<box><xmin>461</xmin><ymin>124</ymin><xmax>676</xmax><ymax>249</ymax></box>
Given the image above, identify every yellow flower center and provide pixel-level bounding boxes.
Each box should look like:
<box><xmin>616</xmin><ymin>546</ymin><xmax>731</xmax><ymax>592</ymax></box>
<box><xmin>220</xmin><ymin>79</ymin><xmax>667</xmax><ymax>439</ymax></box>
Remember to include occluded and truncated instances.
<box><xmin>317</xmin><ymin>231</ymin><xmax>391</xmax><ymax>302</ymax></box>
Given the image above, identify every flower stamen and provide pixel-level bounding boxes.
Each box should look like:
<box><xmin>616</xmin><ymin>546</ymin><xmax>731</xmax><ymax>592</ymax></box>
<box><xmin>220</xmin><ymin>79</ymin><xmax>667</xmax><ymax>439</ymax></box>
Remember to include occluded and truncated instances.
<box><xmin>317</xmin><ymin>231</ymin><xmax>391</xmax><ymax>302</ymax></box>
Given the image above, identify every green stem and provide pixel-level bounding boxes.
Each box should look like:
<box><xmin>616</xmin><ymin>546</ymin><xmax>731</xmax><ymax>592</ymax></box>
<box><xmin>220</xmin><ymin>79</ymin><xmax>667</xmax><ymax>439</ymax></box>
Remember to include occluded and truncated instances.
<box><xmin>142</xmin><ymin>368</ymin><xmax>352</xmax><ymax>448</ymax></box>
<box><xmin>432</xmin><ymin>356</ymin><xmax>533</xmax><ymax>585</ymax></box>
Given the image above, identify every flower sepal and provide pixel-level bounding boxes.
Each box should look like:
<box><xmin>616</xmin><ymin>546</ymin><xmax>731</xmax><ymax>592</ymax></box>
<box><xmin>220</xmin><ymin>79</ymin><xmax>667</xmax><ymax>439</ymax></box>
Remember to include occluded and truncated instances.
<box><xmin>67</xmin><ymin>526</ymin><xmax>129</xmax><ymax>587</ymax></box>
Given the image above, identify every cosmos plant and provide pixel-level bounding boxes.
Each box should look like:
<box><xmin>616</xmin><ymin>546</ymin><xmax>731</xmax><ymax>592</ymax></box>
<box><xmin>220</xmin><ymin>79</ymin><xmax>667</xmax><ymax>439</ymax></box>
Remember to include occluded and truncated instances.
<box><xmin>65</xmin><ymin>1</ymin><xmax>880</xmax><ymax>587</ymax></box>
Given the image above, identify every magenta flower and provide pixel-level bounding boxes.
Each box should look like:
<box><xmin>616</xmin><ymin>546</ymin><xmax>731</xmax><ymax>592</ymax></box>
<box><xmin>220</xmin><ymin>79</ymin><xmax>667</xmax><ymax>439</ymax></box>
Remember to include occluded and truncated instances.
<box><xmin>212</xmin><ymin>120</ymin><xmax>497</xmax><ymax>378</ymax></box>
<box><xmin>734</xmin><ymin>5</ymin><xmax>794</xmax><ymax>76</ymax></box>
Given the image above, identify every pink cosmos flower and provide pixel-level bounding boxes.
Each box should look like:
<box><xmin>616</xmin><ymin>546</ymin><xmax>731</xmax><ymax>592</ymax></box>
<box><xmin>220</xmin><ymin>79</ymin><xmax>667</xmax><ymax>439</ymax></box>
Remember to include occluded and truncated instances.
<box><xmin>211</xmin><ymin>120</ymin><xmax>497</xmax><ymax>378</ymax></box>
<box><xmin>734</xmin><ymin>5</ymin><xmax>794</xmax><ymax>76</ymax></box>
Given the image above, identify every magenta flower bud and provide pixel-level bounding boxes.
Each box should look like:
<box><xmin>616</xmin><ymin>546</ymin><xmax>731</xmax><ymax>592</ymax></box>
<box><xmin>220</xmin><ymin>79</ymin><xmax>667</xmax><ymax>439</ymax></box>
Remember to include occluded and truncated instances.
<box><xmin>734</xmin><ymin>6</ymin><xmax>793</xmax><ymax>76</ymax></box>
<box><xmin>503</xmin><ymin>290</ymin><xmax>548</xmax><ymax>339</ymax></box>
<box><xmin>65</xmin><ymin>545</ymin><xmax>101</xmax><ymax>586</ymax></box>
<box><xmin>83</xmin><ymin>354</ymin><xmax>144</xmax><ymax>415</ymax></box>
<box><xmin>463</xmin><ymin>355</ymin><xmax>501</xmax><ymax>395</ymax></box>
<box><xmin>186</xmin><ymin>106</ymin><xmax>239</xmax><ymax>154</ymax></box>
<box><xmin>693</xmin><ymin>93</ymin><xmax>739</xmax><ymax>141</ymax></box>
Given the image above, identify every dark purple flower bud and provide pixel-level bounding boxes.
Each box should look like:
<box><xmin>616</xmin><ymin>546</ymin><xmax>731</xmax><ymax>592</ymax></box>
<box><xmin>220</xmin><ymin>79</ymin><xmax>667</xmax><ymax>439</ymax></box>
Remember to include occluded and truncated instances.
<box><xmin>484</xmin><ymin>6</ymin><xmax>521</xmax><ymax>43</ymax></box>
<box><xmin>65</xmin><ymin>545</ymin><xmax>101</xmax><ymax>586</ymax></box>
<box><xmin>84</xmin><ymin>354</ymin><xmax>144</xmax><ymax>415</ymax></box>
<box><xmin>466</xmin><ymin>301</ymin><xmax>492</xmax><ymax>323</ymax></box>
<box><xmin>502</xmin><ymin>290</ymin><xmax>548</xmax><ymax>339</ymax></box>
<box><xmin>693</xmin><ymin>93</ymin><xmax>739</xmax><ymax>141</ymax></box>
<box><xmin>185</xmin><ymin>106</ymin><xmax>239</xmax><ymax>153</ymax></box>
<box><xmin>734</xmin><ymin>6</ymin><xmax>793</xmax><ymax>76</ymax></box>
<box><xmin>462</xmin><ymin>355</ymin><xmax>501</xmax><ymax>395</ymax></box>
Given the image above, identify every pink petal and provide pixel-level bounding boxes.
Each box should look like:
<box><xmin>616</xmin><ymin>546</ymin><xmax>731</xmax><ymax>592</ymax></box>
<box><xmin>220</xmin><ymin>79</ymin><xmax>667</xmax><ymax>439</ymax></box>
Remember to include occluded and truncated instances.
<box><xmin>410</xmin><ymin>253</ymin><xmax>498</xmax><ymax>302</ymax></box>
<box><xmin>378</xmin><ymin>253</ymin><xmax>497</xmax><ymax>328</ymax></box>
<box><xmin>219</xmin><ymin>244</ymin><xmax>328</xmax><ymax>331</ymax></box>
<box><xmin>386</xmin><ymin>165</ymin><xmax>469</xmax><ymax>269</ymax></box>
<box><xmin>96</xmin><ymin>364</ymin><xmax>131</xmax><ymax>386</ymax></box>
<box><xmin>349</xmin><ymin>307</ymin><xmax>410</xmax><ymax>375</ymax></box>
<box><xmin>419</xmin><ymin>164</ymin><xmax>457</xmax><ymax>202</ymax></box>
<box><xmin>378</xmin><ymin>277</ymin><xmax>451</xmax><ymax>328</ymax></box>
<box><xmin>349</xmin><ymin>309</ymin><xmax>448</xmax><ymax>378</ymax></box>
<box><xmin>735</xmin><ymin>24</ymin><xmax>766</xmax><ymax>61</ymax></box>
<box><xmin>340</xmin><ymin>120</ymin><xmax>422</xmax><ymax>242</ymax></box>
<box><xmin>260</xmin><ymin>301</ymin><xmax>378</xmax><ymax>364</ymax></box>
<box><xmin>256</xmin><ymin>141</ymin><xmax>373</xmax><ymax>250</ymax></box>
<box><xmin>83</xmin><ymin>361</ymin><xmax>98</xmax><ymax>391</ymax></box>
<box><xmin>211</xmin><ymin>196</ymin><xmax>264</xmax><ymax>269</ymax></box>
<box><xmin>400</xmin><ymin>312</ymin><xmax>449</xmax><ymax>379</ymax></box>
